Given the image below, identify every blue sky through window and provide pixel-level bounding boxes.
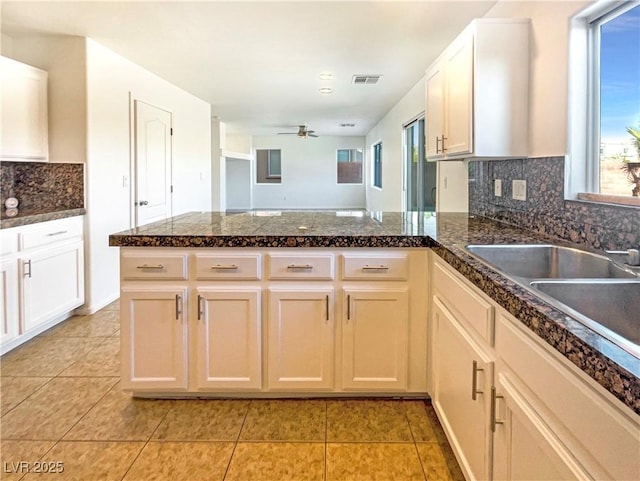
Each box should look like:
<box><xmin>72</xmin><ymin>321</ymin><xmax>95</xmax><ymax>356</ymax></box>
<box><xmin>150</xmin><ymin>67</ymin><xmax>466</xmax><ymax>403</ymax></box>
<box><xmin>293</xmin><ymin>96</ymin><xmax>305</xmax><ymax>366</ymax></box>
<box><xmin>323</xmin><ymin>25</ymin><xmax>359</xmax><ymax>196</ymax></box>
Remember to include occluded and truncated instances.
<box><xmin>600</xmin><ymin>4</ymin><xmax>640</xmax><ymax>142</ymax></box>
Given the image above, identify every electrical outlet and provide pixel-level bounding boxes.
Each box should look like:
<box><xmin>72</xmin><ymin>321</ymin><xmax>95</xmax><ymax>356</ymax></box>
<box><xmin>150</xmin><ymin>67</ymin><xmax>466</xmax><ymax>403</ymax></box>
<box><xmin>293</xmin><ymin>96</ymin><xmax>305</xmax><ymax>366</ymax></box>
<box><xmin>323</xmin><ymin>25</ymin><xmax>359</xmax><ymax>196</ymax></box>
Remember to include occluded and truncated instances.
<box><xmin>512</xmin><ymin>180</ymin><xmax>527</xmax><ymax>201</ymax></box>
<box><xmin>494</xmin><ymin>179</ymin><xmax>502</xmax><ymax>197</ymax></box>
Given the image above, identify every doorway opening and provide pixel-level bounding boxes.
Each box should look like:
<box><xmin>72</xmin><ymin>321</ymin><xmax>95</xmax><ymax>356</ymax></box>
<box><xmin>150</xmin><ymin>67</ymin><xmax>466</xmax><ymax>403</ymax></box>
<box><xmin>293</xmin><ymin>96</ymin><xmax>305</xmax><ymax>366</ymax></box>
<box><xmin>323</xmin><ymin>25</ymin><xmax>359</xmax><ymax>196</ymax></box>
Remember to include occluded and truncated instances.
<box><xmin>405</xmin><ymin>117</ymin><xmax>436</xmax><ymax>211</ymax></box>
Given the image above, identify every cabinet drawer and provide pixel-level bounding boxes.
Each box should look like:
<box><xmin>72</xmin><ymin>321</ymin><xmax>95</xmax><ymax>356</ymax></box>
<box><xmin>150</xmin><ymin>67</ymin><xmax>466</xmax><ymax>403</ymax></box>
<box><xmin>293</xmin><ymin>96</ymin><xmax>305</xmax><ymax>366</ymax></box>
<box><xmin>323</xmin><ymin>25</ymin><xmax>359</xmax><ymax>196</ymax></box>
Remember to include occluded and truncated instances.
<box><xmin>267</xmin><ymin>253</ymin><xmax>334</xmax><ymax>280</ymax></box>
<box><xmin>194</xmin><ymin>253</ymin><xmax>261</xmax><ymax>280</ymax></box>
<box><xmin>121</xmin><ymin>253</ymin><xmax>188</xmax><ymax>280</ymax></box>
<box><xmin>342</xmin><ymin>253</ymin><xmax>408</xmax><ymax>280</ymax></box>
<box><xmin>433</xmin><ymin>257</ymin><xmax>494</xmax><ymax>344</ymax></box>
<box><xmin>19</xmin><ymin>217</ymin><xmax>83</xmax><ymax>251</ymax></box>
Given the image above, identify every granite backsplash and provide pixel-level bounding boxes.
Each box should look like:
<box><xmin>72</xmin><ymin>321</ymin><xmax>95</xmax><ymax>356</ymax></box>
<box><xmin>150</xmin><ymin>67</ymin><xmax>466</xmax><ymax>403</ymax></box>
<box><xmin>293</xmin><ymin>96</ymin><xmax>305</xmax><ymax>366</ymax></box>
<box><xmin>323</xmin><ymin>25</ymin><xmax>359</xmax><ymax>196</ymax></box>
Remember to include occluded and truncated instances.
<box><xmin>468</xmin><ymin>156</ymin><xmax>640</xmax><ymax>251</ymax></box>
<box><xmin>0</xmin><ymin>161</ymin><xmax>84</xmax><ymax>218</ymax></box>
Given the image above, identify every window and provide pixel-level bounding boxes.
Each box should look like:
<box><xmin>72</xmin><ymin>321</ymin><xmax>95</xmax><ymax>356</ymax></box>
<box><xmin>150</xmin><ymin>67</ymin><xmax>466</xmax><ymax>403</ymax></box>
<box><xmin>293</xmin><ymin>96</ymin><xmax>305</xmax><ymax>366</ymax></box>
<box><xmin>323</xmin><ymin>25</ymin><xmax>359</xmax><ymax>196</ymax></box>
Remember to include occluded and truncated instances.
<box><xmin>372</xmin><ymin>142</ymin><xmax>382</xmax><ymax>188</ymax></box>
<box><xmin>589</xmin><ymin>4</ymin><xmax>640</xmax><ymax>199</ymax></box>
<box><xmin>256</xmin><ymin>149</ymin><xmax>281</xmax><ymax>183</ymax></box>
<box><xmin>336</xmin><ymin>148</ymin><xmax>363</xmax><ymax>184</ymax></box>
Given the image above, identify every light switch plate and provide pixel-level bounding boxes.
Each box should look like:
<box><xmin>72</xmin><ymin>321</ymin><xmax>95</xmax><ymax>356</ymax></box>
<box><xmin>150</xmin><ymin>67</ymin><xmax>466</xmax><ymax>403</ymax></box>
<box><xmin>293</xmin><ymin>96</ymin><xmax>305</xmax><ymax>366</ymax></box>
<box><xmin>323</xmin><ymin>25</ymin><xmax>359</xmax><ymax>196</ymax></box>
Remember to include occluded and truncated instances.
<box><xmin>494</xmin><ymin>179</ymin><xmax>502</xmax><ymax>197</ymax></box>
<box><xmin>512</xmin><ymin>180</ymin><xmax>527</xmax><ymax>201</ymax></box>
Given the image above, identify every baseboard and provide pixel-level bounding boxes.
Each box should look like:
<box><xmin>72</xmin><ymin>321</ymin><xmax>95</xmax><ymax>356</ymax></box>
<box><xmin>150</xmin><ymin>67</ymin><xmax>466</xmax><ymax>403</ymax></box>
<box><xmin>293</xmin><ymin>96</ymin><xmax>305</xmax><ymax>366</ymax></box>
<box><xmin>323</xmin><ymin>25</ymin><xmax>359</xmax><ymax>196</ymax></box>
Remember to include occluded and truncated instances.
<box><xmin>74</xmin><ymin>293</ymin><xmax>120</xmax><ymax>316</ymax></box>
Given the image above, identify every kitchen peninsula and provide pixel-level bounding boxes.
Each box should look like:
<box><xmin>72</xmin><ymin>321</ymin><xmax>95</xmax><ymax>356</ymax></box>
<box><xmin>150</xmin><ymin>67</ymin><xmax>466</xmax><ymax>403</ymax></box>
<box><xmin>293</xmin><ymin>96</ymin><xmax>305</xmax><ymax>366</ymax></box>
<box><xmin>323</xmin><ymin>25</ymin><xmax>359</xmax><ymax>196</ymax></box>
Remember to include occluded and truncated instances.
<box><xmin>110</xmin><ymin>210</ymin><xmax>639</xmax><ymax>481</ymax></box>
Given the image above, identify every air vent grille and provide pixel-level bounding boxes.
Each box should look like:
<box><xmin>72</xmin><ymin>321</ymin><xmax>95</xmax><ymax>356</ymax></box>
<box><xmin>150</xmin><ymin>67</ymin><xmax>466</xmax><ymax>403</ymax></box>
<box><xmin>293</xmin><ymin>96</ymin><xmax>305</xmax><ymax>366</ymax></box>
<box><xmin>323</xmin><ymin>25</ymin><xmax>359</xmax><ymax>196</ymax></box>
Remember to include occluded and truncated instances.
<box><xmin>352</xmin><ymin>75</ymin><xmax>382</xmax><ymax>85</ymax></box>
<box><xmin>340</xmin><ymin>123</ymin><xmax>356</xmax><ymax>128</ymax></box>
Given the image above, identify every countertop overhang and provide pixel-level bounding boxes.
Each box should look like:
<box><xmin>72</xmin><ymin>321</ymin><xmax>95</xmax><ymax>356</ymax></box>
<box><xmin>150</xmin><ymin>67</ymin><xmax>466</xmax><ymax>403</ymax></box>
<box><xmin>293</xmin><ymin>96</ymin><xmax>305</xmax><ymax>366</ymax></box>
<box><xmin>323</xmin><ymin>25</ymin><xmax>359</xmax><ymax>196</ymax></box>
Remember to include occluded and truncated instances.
<box><xmin>109</xmin><ymin>211</ymin><xmax>640</xmax><ymax>415</ymax></box>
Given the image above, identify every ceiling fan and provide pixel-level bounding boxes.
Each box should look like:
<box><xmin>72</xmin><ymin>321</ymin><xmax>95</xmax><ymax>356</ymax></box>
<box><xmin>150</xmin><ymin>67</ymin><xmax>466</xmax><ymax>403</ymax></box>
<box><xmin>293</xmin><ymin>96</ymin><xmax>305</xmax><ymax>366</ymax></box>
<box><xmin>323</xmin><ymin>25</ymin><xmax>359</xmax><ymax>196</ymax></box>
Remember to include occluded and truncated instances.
<box><xmin>277</xmin><ymin>125</ymin><xmax>319</xmax><ymax>138</ymax></box>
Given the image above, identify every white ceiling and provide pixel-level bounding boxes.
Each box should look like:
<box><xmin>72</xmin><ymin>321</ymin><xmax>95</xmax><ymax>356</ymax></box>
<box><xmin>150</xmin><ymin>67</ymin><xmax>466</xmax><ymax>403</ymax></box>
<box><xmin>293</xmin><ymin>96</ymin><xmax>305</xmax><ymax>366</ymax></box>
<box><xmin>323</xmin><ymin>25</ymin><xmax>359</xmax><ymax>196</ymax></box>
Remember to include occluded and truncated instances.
<box><xmin>1</xmin><ymin>0</ymin><xmax>496</xmax><ymax>136</ymax></box>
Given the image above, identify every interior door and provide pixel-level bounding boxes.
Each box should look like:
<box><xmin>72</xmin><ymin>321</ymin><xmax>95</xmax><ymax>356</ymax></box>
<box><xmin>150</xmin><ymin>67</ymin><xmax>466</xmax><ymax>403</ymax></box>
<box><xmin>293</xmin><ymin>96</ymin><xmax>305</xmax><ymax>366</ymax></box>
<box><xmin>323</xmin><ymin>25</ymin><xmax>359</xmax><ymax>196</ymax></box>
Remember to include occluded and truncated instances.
<box><xmin>134</xmin><ymin>100</ymin><xmax>172</xmax><ymax>226</ymax></box>
<box><xmin>405</xmin><ymin>117</ymin><xmax>436</xmax><ymax>211</ymax></box>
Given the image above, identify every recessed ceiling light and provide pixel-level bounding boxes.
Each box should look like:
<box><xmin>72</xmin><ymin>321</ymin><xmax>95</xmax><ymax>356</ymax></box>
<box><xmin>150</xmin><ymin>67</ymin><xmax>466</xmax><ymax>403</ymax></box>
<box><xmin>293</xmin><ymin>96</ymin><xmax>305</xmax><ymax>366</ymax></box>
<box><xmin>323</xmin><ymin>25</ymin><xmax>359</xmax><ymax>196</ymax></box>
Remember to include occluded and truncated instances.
<box><xmin>319</xmin><ymin>87</ymin><xmax>334</xmax><ymax>94</ymax></box>
<box><xmin>319</xmin><ymin>73</ymin><xmax>334</xmax><ymax>81</ymax></box>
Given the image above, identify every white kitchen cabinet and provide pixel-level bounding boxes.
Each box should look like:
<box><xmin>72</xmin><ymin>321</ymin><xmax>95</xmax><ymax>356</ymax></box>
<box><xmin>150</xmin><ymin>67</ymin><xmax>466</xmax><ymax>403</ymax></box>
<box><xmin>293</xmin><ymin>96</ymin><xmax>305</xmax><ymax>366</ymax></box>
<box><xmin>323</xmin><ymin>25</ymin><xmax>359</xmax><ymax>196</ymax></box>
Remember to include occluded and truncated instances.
<box><xmin>0</xmin><ymin>258</ymin><xmax>19</xmax><ymax>345</ymax></box>
<box><xmin>341</xmin><ymin>288</ymin><xmax>409</xmax><ymax>391</ymax></box>
<box><xmin>0</xmin><ymin>56</ymin><xmax>49</xmax><ymax>161</ymax></box>
<box><xmin>492</xmin><ymin>372</ymin><xmax>586</xmax><ymax>481</ymax></box>
<box><xmin>267</xmin><ymin>287</ymin><xmax>334</xmax><ymax>391</ymax></box>
<box><xmin>430</xmin><ymin>255</ymin><xmax>640</xmax><ymax>481</ymax></box>
<box><xmin>1</xmin><ymin>216</ymin><xmax>85</xmax><ymax>355</ymax></box>
<box><xmin>120</xmin><ymin>287</ymin><xmax>188</xmax><ymax>391</ymax></box>
<box><xmin>195</xmin><ymin>287</ymin><xmax>261</xmax><ymax>390</ymax></box>
<box><xmin>425</xmin><ymin>19</ymin><xmax>530</xmax><ymax>160</ymax></box>
<box><xmin>432</xmin><ymin>297</ymin><xmax>494</xmax><ymax>481</ymax></box>
<box><xmin>20</xmin><ymin>240</ymin><xmax>84</xmax><ymax>333</ymax></box>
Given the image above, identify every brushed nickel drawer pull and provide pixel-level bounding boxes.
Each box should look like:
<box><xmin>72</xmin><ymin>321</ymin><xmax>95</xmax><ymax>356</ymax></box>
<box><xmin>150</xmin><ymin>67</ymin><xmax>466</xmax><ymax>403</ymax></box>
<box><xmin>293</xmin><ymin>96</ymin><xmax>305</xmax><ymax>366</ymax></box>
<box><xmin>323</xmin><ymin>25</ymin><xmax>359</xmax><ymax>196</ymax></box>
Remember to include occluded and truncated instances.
<box><xmin>24</xmin><ymin>259</ymin><xmax>32</xmax><ymax>278</ymax></box>
<box><xmin>211</xmin><ymin>264</ymin><xmax>238</xmax><ymax>270</ymax></box>
<box><xmin>362</xmin><ymin>265</ymin><xmax>389</xmax><ymax>271</ymax></box>
<box><xmin>136</xmin><ymin>264</ymin><xmax>165</xmax><ymax>270</ymax></box>
<box><xmin>197</xmin><ymin>295</ymin><xmax>203</xmax><ymax>320</ymax></box>
<box><xmin>175</xmin><ymin>294</ymin><xmax>182</xmax><ymax>320</ymax></box>
<box><xmin>347</xmin><ymin>294</ymin><xmax>351</xmax><ymax>321</ymax></box>
<box><xmin>491</xmin><ymin>386</ymin><xmax>504</xmax><ymax>432</ymax></box>
<box><xmin>325</xmin><ymin>295</ymin><xmax>329</xmax><ymax>322</ymax></box>
<box><xmin>287</xmin><ymin>264</ymin><xmax>313</xmax><ymax>269</ymax></box>
<box><xmin>46</xmin><ymin>230</ymin><xmax>68</xmax><ymax>237</ymax></box>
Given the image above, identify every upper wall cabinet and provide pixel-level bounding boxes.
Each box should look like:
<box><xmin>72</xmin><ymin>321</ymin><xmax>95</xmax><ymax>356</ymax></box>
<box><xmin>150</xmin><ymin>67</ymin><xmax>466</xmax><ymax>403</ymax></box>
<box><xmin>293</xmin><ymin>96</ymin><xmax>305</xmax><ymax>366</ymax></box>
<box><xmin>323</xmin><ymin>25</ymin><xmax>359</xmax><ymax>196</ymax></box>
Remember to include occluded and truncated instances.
<box><xmin>426</xmin><ymin>19</ymin><xmax>530</xmax><ymax>161</ymax></box>
<box><xmin>1</xmin><ymin>56</ymin><xmax>49</xmax><ymax>162</ymax></box>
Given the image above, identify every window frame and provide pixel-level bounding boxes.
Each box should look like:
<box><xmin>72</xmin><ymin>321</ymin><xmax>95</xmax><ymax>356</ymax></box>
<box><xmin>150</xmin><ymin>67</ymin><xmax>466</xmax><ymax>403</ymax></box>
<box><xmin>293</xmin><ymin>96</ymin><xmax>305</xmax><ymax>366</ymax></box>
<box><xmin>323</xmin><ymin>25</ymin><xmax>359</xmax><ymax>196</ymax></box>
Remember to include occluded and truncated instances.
<box><xmin>336</xmin><ymin>148</ymin><xmax>364</xmax><ymax>184</ymax></box>
<box><xmin>580</xmin><ymin>2</ymin><xmax>639</xmax><ymax>203</ymax></box>
<box><xmin>372</xmin><ymin>142</ymin><xmax>382</xmax><ymax>189</ymax></box>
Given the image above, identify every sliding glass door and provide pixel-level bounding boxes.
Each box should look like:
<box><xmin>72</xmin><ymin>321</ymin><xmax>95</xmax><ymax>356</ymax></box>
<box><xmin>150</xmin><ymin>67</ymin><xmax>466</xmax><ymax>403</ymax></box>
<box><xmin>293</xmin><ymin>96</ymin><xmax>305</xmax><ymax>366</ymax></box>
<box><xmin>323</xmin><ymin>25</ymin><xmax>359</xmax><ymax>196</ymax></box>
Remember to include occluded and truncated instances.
<box><xmin>405</xmin><ymin>117</ymin><xmax>436</xmax><ymax>211</ymax></box>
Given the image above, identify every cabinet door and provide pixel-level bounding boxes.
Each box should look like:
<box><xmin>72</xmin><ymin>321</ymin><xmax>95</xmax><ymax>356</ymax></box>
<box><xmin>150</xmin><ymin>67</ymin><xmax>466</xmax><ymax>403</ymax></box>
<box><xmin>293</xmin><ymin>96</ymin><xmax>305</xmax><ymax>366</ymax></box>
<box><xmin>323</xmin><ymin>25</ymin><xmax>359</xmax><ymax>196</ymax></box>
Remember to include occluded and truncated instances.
<box><xmin>432</xmin><ymin>297</ymin><xmax>493</xmax><ymax>481</ymax></box>
<box><xmin>121</xmin><ymin>287</ymin><xmax>188</xmax><ymax>391</ymax></box>
<box><xmin>425</xmin><ymin>60</ymin><xmax>445</xmax><ymax>159</ymax></box>
<box><xmin>342</xmin><ymin>288</ymin><xmax>408</xmax><ymax>391</ymax></box>
<box><xmin>492</xmin><ymin>373</ymin><xmax>588</xmax><ymax>481</ymax></box>
<box><xmin>0</xmin><ymin>56</ymin><xmax>48</xmax><ymax>161</ymax></box>
<box><xmin>0</xmin><ymin>258</ymin><xmax>19</xmax><ymax>345</ymax></box>
<box><xmin>20</xmin><ymin>241</ymin><xmax>84</xmax><ymax>333</ymax></box>
<box><xmin>195</xmin><ymin>288</ymin><xmax>261</xmax><ymax>390</ymax></box>
<box><xmin>267</xmin><ymin>288</ymin><xmax>333</xmax><ymax>390</ymax></box>
<box><xmin>443</xmin><ymin>33</ymin><xmax>473</xmax><ymax>156</ymax></box>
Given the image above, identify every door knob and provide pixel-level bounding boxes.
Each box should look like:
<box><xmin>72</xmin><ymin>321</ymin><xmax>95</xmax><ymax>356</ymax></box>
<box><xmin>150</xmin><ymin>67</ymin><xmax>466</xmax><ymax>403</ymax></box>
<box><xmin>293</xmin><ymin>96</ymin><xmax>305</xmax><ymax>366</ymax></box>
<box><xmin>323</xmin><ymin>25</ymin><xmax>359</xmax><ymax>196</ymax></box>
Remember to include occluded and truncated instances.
<box><xmin>137</xmin><ymin>200</ymin><xmax>149</xmax><ymax>206</ymax></box>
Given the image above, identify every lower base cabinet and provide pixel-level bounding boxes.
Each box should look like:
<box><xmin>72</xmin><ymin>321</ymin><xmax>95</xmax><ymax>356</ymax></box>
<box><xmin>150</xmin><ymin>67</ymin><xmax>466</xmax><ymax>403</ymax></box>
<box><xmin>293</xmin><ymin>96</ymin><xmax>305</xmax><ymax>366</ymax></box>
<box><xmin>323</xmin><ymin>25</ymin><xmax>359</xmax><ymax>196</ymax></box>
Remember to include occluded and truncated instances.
<box><xmin>0</xmin><ymin>258</ymin><xmax>19</xmax><ymax>345</ymax></box>
<box><xmin>431</xmin><ymin>256</ymin><xmax>640</xmax><ymax>481</ymax></box>
<box><xmin>196</xmin><ymin>288</ymin><xmax>261</xmax><ymax>390</ymax></box>
<box><xmin>120</xmin><ymin>287</ymin><xmax>188</xmax><ymax>391</ymax></box>
<box><xmin>267</xmin><ymin>288</ymin><xmax>334</xmax><ymax>391</ymax></box>
<box><xmin>342</xmin><ymin>288</ymin><xmax>409</xmax><ymax>391</ymax></box>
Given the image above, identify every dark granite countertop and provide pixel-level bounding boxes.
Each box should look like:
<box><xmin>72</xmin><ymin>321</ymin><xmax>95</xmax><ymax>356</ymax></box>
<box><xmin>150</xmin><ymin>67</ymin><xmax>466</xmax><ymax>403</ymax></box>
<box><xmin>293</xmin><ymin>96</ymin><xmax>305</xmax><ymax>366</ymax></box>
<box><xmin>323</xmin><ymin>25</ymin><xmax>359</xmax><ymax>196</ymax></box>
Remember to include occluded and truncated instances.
<box><xmin>1</xmin><ymin>208</ymin><xmax>86</xmax><ymax>229</ymax></box>
<box><xmin>109</xmin><ymin>210</ymin><xmax>640</xmax><ymax>415</ymax></box>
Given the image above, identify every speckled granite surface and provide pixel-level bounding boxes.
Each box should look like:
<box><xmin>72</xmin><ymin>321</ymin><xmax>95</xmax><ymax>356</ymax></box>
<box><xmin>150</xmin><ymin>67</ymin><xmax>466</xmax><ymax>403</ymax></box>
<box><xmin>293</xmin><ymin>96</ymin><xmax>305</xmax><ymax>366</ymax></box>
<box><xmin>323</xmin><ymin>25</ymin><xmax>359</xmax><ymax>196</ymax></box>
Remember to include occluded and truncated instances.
<box><xmin>0</xmin><ymin>208</ymin><xmax>86</xmax><ymax>229</ymax></box>
<box><xmin>110</xmin><ymin>211</ymin><xmax>640</xmax><ymax>415</ymax></box>
<box><xmin>0</xmin><ymin>161</ymin><xmax>84</xmax><ymax>227</ymax></box>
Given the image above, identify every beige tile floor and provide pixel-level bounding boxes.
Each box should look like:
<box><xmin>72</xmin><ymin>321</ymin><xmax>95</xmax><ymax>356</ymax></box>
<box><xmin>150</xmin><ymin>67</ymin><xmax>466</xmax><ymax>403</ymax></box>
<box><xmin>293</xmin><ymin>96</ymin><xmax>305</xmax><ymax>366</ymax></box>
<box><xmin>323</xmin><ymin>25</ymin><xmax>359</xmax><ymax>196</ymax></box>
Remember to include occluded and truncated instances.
<box><xmin>1</xmin><ymin>300</ymin><xmax>465</xmax><ymax>481</ymax></box>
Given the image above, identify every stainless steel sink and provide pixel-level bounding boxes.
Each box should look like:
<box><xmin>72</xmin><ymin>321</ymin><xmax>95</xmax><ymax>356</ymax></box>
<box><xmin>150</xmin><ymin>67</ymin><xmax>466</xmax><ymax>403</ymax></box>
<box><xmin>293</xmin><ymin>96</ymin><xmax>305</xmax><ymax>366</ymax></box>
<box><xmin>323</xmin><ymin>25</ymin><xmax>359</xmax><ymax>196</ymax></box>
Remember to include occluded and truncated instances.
<box><xmin>530</xmin><ymin>280</ymin><xmax>640</xmax><ymax>358</ymax></box>
<box><xmin>465</xmin><ymin>244</ymin><xmax>637</xmax><ymax>279</ymax></box>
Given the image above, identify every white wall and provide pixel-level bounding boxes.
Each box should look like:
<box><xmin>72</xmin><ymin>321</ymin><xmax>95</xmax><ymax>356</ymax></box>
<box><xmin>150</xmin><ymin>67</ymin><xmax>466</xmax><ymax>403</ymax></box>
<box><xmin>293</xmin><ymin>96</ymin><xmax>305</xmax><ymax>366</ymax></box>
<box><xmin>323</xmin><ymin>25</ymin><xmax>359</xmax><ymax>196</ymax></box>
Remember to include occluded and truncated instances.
<box><xmin>365</xmin><ymin>78</ymin><xmax>425</xmax><ymax>212</ymax></box>
<box><xmin>484</xmin><ymin>0</ymin><xmax>591</xmax><ymax>157</ymax></box>
<box><xmin>226</xmin><ymin>158</ymin><xmax>252</xmax><ymax>210</ymax></box>
<box><xmin>251</xmin><ymin>135</ymin><xmax>365</xmax><ymax>209</ymax></box>
<box><xmin>6</xmin><ymin>36</ymin><xmax>212</xmax><ymax>313</ymax></box>
<box><xmin>84</xmin><ymin>38</ymin><xmax>211</xmax><ymax>311</ymax></box>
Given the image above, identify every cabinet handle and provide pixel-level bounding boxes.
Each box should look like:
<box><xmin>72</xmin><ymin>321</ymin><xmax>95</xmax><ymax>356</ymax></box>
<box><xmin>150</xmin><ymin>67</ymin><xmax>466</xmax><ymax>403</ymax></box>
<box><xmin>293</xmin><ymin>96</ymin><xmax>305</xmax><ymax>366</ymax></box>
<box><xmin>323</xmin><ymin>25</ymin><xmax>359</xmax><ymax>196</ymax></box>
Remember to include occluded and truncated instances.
<box><xmin>211</xmin><ymin>264</ymin><xmax>238</xmax><ymax>270</ymax></box>
<box><xmin>471</xmin><ymin>360</ymin><xmax>484</xmax><ymax>401</ymax></box>
<box><xmin>441</xmin><ymin>135</ymin><xmax>448</xmax><ymax>153</ymax></box>
<box><xmin>490</xmin><ymin>386</ymin><xmax>504</xmax><ymax>432</ymax></box>
<box><xmin>287</xmin><ymin>264</ymin><xmax>313</xmax><ymax>270</ymax></box>
<box><xmin>347</xmin><ymin>294</ymin><xmax>351</xmax><ymax>321</ymax></box>
<box><xmin>362</xmin><ymin>265</ymin><xmax>389</xmax><ymax>271</ymax></box>
<box><xmin>175</xmin><ymin>294</ymin><xmax>182</xmax><ymax>320</ymax></box>
<box><xmin>325</xmin><ymin>295</ymin><xmax>329</xmax><ymax>322</ymax></box>
<box><xmin>46</xmin><ymin>230</ymin><xmax>68</xmax><ymax>237</ymax></box>
<box><xmin>197</xmin><ymin>295</ymin><xmax>203</xmax><ymax>320</ymax></box>
<box><xmin>435</xmin><ymin>136</ymin><xmax>441</xmax><ymax>154</ymax></box>
<box><xmin>136</xmin><ymin>264</ymin><xmax>165</xmax><ymax>270</ymax></box>
<box><xmin>24</xmin><ymin>259</ymin><xmax>32</xmax><ymax>278</ymax></box>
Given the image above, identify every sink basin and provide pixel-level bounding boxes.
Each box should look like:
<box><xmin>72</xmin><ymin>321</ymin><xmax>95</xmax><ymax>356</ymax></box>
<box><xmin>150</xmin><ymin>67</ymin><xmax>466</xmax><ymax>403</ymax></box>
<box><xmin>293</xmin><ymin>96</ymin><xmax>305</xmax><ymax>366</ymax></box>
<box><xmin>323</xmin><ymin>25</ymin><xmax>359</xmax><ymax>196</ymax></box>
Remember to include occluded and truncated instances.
<box><xmin>531</xmin><ymin>280</ymin><xmax>640</xmax><ymax>358</ymax></box>
<box><xmin>465</xmin><ymin>244</ymin><xmax>636</xmax><ymax>279</ymax></box>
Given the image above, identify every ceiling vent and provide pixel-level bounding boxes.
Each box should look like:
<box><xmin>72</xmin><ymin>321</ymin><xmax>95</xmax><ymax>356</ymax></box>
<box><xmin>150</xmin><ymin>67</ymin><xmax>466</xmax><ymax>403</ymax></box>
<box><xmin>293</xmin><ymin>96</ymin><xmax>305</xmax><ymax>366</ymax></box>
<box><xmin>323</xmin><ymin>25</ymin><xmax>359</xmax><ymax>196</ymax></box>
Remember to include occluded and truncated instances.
<box><xmin>340</xmin><ymin>123</ymin><xmax>356</xmax><ymax>128</ymax></box>
<box><xmin>352</xmin><ymin>75</ymin><xmax>382</xmax><ymax>85</ymax></box>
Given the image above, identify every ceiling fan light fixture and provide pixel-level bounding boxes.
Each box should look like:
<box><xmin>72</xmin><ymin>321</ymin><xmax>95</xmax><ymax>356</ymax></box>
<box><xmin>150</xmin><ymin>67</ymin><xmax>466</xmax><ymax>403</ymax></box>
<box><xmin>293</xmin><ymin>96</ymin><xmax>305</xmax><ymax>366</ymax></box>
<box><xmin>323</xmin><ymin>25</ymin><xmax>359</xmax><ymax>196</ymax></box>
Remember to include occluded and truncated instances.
<box><xmin>319</xmin><ymin>87</ymin><xmax>334</xmax><ymax>94</ymax></box>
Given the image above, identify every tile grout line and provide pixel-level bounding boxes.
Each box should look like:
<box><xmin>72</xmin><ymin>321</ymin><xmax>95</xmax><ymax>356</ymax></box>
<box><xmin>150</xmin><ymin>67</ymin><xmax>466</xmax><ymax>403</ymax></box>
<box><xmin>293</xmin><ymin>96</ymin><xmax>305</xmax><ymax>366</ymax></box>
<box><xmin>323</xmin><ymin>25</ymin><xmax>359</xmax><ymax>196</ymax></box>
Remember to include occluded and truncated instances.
<box><xmin>0</xmin><ymin>376</ymin><xmax>56</xmax><ymax>419</ymax></box>
<box><xmin>221</xmin><ymin>398</ymin><xmax>252</xmax><ymax>480</ymax></box>
<box><xmin>405</xmin><ymin>400</ymin><xmax>429</xmax><ymax>481</ymax></box>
